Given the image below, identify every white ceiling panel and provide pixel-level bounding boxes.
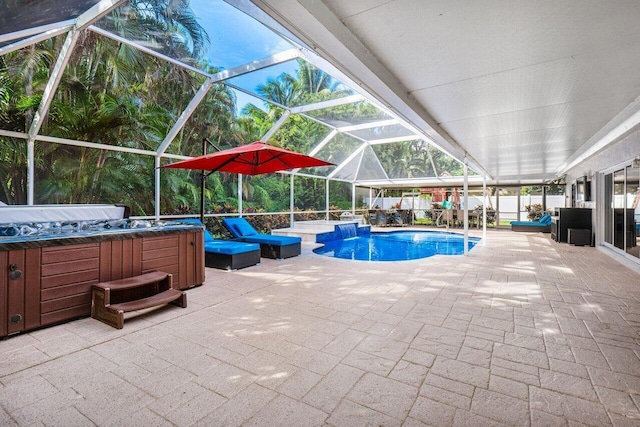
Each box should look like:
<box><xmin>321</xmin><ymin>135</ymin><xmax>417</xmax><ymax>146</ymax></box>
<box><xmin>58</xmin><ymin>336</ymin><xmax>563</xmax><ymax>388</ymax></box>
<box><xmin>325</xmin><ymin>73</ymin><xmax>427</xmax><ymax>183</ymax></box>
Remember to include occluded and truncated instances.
<box><xmin>442</xmin><ymin>95</ymin><xmax>634</xmax><ymax>141</ymax></box>
<box><xmin>329</xmin><ymin>0</ymin><xmax>640</xmax><ymax>89</ymax></box>
<box><xmin>410</xmin><ymin>43</ymin><xmax>640</xmax><ymax>123</ymax></box>
<box><xmin>484</xmin><ymin>150</ymin><xmax>576</xmax><ymax>176</ymax></box>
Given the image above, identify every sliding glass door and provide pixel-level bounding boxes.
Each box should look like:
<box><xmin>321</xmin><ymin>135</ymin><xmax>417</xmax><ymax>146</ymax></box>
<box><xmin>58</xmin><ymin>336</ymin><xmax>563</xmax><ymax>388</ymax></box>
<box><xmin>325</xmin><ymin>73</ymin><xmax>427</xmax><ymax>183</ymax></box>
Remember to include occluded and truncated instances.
<box><xmin>603</xmin><ymin>163</ymin><xmax>640</xmax><ymax>260</ymax></box>
<box><xmin>613</xmin><ymin>169</ymin><xmax>626</xmax><ymax>250</ymax></box>
<box><xmin>604</xmin><ymin>173</ymin><xmax>613</xmax><ymax>245</ymax></box>
<box><xmin>626</xmin><ymin>165</ymin><xmax>639</xmax><ymax>258</ymax></box>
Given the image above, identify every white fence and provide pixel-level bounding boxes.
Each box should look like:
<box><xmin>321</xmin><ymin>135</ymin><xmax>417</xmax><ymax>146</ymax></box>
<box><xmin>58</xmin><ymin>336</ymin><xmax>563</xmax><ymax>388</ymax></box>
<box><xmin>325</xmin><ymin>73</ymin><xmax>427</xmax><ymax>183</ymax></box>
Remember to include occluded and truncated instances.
<box><xmin>365</xmin><ymin>195</ymin><xmax>564</xmax><ymax>210</ymax></box>
<box><xmin>364</xmin><ymin>195</ymin><xmax>566</xmax><ymax>221</ymax></box>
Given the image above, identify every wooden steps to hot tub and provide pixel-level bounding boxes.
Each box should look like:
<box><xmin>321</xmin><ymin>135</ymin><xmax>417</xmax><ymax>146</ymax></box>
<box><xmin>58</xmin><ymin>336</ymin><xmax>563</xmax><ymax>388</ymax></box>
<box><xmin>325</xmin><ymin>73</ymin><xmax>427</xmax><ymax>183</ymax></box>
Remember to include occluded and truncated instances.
<box><xmin>91</xmin><ymin>271</ymin><xmax>186</xmax><ymax>329</ymax></box>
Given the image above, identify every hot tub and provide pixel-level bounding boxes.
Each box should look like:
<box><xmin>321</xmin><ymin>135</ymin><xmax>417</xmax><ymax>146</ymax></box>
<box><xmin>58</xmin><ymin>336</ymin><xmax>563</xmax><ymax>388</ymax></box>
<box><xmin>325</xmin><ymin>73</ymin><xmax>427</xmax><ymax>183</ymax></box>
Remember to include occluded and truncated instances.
<box><xmin>0</xmin><ymin>219</ymin><xmax>204</xmax><ymax>337</ymax></box>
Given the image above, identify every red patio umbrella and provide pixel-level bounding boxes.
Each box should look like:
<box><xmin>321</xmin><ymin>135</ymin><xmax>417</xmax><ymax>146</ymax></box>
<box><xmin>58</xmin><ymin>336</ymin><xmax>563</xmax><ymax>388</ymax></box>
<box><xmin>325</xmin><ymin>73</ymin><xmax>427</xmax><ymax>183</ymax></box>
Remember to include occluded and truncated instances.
<box><xmin>164</xmin><ymin>141</ymin><xmax>333</xmax><ymax>174</ymax></box>
<box><xmin>162</xmin><ymin>141</ymin><xmax>333</xmax><ymax>221</ymax></box>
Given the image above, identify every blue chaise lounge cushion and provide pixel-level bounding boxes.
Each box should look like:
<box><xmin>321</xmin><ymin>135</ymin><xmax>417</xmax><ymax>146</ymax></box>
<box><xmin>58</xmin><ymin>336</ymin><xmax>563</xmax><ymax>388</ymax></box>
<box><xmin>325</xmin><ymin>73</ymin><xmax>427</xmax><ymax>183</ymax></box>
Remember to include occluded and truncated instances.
<box><xmin>539</xmin><ymin>214</ymin><xmax>552</xmax><ymax>224</ymax></box>
<box><xmin>174</xmin><ymin>218</ymin><xmax>259</xmax><ymax>254</ymax></box>
<box><xmin>233</xmin><ymin>219</ymin><xmax>258</xmax><ymax>236</ymax></box>
<box><xmin>222</xmin><ymin>218</ymin><xmax>301</xmax><ymax>245</ymax></box>
<box><xmin>510</xmin><ymin>213</ymin><xmax>552</xmax><ymax>227</ymax></box>
<box><xmin>204</xmin><ymin>240</ymin><xmax>259</xmax><ymax>255</ymax></box>
<box><xmin>509</xmin><ymin>221</ymin><xmax>549</xmax><ymax>227</ymax></box>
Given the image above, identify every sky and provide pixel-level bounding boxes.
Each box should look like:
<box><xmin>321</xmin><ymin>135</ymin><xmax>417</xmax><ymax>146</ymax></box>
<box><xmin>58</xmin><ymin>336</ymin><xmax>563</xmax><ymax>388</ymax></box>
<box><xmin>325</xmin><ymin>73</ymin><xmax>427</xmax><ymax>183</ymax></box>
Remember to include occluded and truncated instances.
<box><xmin>189</xmin><ymin>0</ymin><xmax>299</xmax><ymax>115</ymax></box>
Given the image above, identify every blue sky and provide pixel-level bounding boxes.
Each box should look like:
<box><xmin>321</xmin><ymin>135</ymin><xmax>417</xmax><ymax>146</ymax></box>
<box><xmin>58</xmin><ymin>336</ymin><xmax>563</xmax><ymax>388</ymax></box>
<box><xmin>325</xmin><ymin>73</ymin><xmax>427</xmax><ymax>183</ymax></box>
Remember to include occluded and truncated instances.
<box><xmin>189</xmin><ymin>0</ymin><xmax>298</xmax><ymax>114</ymax></box>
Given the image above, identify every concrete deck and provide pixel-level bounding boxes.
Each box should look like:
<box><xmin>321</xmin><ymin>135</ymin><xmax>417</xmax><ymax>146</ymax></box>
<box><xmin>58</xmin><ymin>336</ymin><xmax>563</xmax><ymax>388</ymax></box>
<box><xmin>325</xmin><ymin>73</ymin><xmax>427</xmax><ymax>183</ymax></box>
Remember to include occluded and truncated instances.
<box><xmin>1</xmin><ymin>229</ymin><xmax>640</xmax><ymax>426</ymax></box>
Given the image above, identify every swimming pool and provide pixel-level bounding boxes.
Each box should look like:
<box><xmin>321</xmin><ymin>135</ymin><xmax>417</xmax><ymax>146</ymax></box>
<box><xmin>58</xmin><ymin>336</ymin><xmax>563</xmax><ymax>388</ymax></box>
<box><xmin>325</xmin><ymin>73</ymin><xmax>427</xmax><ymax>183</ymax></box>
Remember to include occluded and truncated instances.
<box><xmin>313</xmin><ymin>230</ymin><xmax>480</xmax><ymax>261</ymax></box>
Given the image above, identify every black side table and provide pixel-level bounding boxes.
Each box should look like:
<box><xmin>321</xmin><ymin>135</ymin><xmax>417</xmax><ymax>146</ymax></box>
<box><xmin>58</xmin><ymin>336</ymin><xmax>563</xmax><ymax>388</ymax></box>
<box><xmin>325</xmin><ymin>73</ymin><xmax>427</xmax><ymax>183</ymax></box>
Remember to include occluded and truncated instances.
<box><xmin>568</xmin><ymin>228</ymin><xmax>591</xmax><ymax>246</ymax></box>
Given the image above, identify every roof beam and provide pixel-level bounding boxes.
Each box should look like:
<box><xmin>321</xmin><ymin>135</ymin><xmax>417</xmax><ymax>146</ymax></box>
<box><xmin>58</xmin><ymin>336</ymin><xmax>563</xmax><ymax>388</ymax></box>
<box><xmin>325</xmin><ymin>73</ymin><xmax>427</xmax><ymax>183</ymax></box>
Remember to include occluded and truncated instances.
<box><xmin>0</xmin><ymin>22</ymin><xmax>74</xmax><ymax>55</ymax></box>
<box><xmin>368</xmin><ymin>136</ymin><xmax>421</xmax><ymax>145</ymax></box>
<box><xmin>28</xmin><ymin>29</ymin><xmax>79</xmax><ymax>140</ymax></box>
<box><xmin>354</xmin><ymin>176</ymin><xmax>486</xmax><ymax>188</ymax></box>
<box><xmin>27</xmin><ymin>0</ymin><xmax>126</xmax><ymax>139</ymax></box>
<box><xmin>208</xmin><ymin>48</ymin><xmax>301</xmax><ymax>83</ymax></box>
<box><xmin>289</xmin><ymin>129</ymin><xmax>338</xmax><ymax>175</ymax></box>
<box><xmin>327</xmin><ymin>142</ymin><xmax>368</xmax><ymax>179</ymax></box>
<box><xmin>337</xmin><ymin>119</ymin><xmax>398</xmax><ymax>133</ymax></box>
<box><xmin>0</xmin><ymin>130</ymin><xmax>27</xmax><ymax>139</ymax></box>
<box><xmin>0</xmin><ymin>20</ymin><xmax>74</xmax><ymax>45</ymax></box>
<box><xmin>157</xmin><ymin>78</ymin><xmax>215</xmax><ymax>156</ymax></box>
<box><xmin>352</xmin><ymin>143</ymin><xmax>367</xmax><ymax>181</ymax></box>
<box><xmin>89</xmin><ymin>25</ymin><xmax>209</xmax><ymax>77</ymax></box>
<box><xmin>309</xmin><ymin>129</ymin><xmax>338</xmax><ymax>157</ymax></box>
<box><xmin>75</xmin><ymin>0</ymin><xmax>127</xmax><ymax>30</ymax></box>
<box><xmin>262</xmin><ymin>110</ymin><xmax>291</xmax><ymax>141</ymax></box>
<box><xmin>90</xmin><ymin>28</ymin><xmax>301</xmax><ymax>83</ymax></box>
<box><xmin>155</xmin><ymin>50</ymin><xmax>301</xmax><ymax>157</ymax></box>
<box><xmin>289</xmin><ymin>94</ymin><xmax>364</xmax><ymax>113</ymax></box>
<box><xmin>37</xmin><ymin>134</ymin><xmax>189</xmax><ymax>160</ymax></box>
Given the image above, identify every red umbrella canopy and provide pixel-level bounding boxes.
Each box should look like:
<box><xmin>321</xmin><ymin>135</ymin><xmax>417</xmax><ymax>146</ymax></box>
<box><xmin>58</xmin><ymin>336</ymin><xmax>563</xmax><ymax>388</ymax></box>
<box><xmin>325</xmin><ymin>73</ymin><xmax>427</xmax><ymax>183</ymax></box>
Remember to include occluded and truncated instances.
<box><xmin>162</xmin><ymin>141</ymin><xmax>333</xmax><ymax>175</ymax></box>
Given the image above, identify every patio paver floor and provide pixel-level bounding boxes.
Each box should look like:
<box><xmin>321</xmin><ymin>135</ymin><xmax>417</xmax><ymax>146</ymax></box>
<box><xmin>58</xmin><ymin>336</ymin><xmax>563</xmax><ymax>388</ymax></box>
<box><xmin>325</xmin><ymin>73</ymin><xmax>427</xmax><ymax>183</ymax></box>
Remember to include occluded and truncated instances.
<box><xmin>1</xmin><ymin>229</ymin><xmax>640</xmax><ymax>426</ymax></box>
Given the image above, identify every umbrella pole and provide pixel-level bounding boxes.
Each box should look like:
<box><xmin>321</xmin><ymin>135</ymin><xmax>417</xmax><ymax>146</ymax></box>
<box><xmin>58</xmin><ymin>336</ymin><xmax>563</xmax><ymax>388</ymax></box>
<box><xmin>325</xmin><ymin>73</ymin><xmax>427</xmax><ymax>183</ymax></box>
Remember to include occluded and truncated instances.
<box><xmin>200</xmin><ymin>137</ymin><xmax>207</xmax><ymax>223</ymax></box>
<box><xmin>200</xmin><ymin>170</ymin><xmax>206</xmax><ymax>223</ymax></box>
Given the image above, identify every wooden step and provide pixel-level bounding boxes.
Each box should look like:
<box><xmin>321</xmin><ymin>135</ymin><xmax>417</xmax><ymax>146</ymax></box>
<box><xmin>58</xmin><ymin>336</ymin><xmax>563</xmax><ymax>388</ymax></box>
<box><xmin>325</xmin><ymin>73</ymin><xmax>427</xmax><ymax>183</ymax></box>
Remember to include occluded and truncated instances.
<box><xmin>91</xmin><ymin>271</ymin><xmax>187</xmax><ymax>329</ymax></box>
<box><xmin>93</xmin><ymin>271</ymin><xmax>170</xmax><ymax>291</ymax></box>
<box><xmin>109</xmin><ymin>288</ymin><xmax>185</xmax><ymax>312</ymax></box>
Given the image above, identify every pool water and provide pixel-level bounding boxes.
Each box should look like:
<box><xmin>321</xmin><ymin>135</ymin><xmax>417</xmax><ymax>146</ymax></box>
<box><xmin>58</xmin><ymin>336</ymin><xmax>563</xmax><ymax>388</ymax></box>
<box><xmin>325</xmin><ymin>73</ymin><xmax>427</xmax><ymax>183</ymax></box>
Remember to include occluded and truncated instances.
<box><xmin>313</xmin><ymin>230</ymin><xmax>480</xmax><ymax>261</ymax></box>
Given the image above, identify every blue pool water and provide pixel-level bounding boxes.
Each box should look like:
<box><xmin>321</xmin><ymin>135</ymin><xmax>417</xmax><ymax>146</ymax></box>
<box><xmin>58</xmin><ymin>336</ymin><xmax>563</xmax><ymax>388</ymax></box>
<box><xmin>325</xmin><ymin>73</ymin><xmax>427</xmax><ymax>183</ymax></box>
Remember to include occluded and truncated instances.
<box><xmin>313</xmin><ymin>230</ymin><xmax>480</xmax><ymax>261</ymax></box>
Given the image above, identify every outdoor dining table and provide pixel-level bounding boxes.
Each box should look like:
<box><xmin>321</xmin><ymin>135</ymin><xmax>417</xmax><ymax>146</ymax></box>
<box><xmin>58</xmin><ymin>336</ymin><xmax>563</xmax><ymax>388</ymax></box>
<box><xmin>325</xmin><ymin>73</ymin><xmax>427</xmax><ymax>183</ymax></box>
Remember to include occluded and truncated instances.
<box><xmin>432</xmin><ymin>209</ymin><xmax>481</xmax><ymax>228</ymax></box>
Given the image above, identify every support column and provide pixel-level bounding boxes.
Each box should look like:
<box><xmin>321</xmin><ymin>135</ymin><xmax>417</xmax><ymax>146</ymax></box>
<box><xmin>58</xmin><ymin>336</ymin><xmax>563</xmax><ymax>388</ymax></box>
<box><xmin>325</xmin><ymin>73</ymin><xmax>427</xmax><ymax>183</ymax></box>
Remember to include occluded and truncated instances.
<box><xmin>290</xmin><ymin>174</ymin><xmax>295</xmax><ymax>226</ymax></box>
<box><xmin>496</xmin><ymin>189</ymin><xmax>500</xmax><ymax>228</ymax></box>
<box><xmin>27</xmin><ymin>140</ymin><xmax>35</xmax><ymax>205</ymax></box>
<box><xmin>352</xmin><ymin>183</ymin><xmax>356</xmax><ymax>213</ymax></box>
<box><xmin>483</xmin><ymin>176</ymin><xmax>487</xmax><ymax>240</ymax></box>
<box><xmin>155</xmin><ymin>156</ymin><xmax>161</xmax><ymax>220</ymax></box>
<box><xmin>463</xmin><ymin>158</ymin><xmax>469</xmax><ymax>256</ymax></box>
<box><xmin>238</xmin><ymin>175</ymin><xmax>243</xmax><ymax>217</ymax></box>
<box><xmin>412</xmin><ymin>190</ymin><xmax>415</xmax><ymax>225</ymax></box>
<box><xmin>325</xmin><ymin>179</ymin><xmax>330</xmax><ymax>221</ymax></box>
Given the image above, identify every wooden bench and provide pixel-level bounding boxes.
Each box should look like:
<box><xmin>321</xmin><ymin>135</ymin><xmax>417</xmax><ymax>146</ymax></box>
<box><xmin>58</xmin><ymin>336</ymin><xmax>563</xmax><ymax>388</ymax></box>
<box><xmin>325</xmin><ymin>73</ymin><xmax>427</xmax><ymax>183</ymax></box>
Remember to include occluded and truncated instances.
<box><xmin>91</xmin><ymin>271</ymin><xmax>186</xmax><ymax>329</ymax></box>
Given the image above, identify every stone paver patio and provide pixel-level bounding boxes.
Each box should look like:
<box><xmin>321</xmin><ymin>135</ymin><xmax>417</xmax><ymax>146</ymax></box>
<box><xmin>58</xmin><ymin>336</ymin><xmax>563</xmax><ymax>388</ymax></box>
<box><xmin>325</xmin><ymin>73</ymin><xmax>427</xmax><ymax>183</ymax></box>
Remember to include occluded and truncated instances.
<box><xmin>1</xmin><ymin>229</ymin><xmax>640</xmax><ymax>426</ymax></box>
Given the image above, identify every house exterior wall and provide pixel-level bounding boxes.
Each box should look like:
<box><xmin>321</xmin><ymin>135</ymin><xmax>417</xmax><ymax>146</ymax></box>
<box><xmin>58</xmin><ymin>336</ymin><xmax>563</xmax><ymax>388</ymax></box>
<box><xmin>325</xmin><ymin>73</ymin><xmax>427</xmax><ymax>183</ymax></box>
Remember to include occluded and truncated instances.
<box><xmin>566</xmin><ymin>128</ymin><xmax>640</xmax><ymax>197</ymax></box>
<box><xmin>566</xmin><ymin>128</ymin><xmax>640</xmax><ymax>266</ymax></box>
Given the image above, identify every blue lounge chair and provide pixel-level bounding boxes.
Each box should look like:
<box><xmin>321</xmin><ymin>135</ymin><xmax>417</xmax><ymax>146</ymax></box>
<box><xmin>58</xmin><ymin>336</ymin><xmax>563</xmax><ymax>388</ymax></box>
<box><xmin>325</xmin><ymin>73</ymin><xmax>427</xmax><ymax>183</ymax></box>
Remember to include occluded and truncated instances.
<box><xmin>510</xmin><ymin>213</ymin><xmax>552</xmax><ymax>233</ymax></box>
<box><xmin>175</xmin><ymin>219</ymin><xmax>260</xmax><ymax>270</ymax></box>
<box><xmin>222</xmin><ymin>217</ymin><xmax>301</xmax><ymax>259</ymax></box>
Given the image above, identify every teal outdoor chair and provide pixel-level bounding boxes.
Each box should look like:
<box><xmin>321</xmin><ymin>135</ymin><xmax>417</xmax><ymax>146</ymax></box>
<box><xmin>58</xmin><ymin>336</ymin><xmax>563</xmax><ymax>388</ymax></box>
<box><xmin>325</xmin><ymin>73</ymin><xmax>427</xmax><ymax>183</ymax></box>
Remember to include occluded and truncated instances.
<box><xmin>510</xmin><ymin>213</ymin><xmax>552</xmax><ymax>233</ymax></box>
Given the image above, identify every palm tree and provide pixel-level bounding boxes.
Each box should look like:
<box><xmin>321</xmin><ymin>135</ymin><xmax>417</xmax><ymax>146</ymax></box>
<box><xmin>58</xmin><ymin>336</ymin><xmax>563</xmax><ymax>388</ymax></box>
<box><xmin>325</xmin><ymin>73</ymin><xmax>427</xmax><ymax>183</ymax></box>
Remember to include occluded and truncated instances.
<box><xmin>256</xmin><ymin>72</ymin><xmax>298</xmax><ymax>106</ymax></box>
<box><xmin>0</xmin><ymin>137</ymin><xmax>28</xmax><ymax>204</ymax></box>
<box><xmin>101</xmin><ymin>0</ymin><xmax>209</xmax><ymax>63</ymax></box>
<box><xmin>297</xmin><ymin>61</ymin><xmax>335</xmax><ymax>93</ymax></box>
<box><xmin>0</xmin><ymin>38</ymin><xmax>59</xmax><ymax>204</ymax></box>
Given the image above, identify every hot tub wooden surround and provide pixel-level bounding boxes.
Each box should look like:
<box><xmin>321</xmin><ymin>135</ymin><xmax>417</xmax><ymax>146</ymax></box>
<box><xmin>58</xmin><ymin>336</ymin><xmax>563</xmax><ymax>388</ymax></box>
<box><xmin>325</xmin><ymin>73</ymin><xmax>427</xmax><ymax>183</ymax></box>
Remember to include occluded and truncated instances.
<box><xmin>0</xmin><ymin>226</ymin><xmax>204</xmax><ymax>338</ymax></box>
